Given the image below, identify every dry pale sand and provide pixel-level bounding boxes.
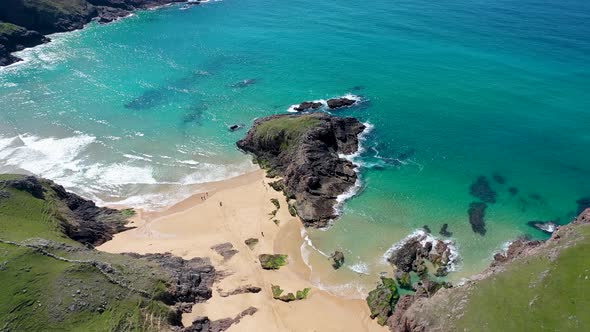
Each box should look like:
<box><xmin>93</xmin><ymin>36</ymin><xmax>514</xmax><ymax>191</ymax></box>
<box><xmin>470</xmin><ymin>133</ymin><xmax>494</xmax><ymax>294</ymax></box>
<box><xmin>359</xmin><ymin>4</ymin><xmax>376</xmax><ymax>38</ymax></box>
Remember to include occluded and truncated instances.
<box><xmin>98</xmin><ymin>170</ymin><xmax>385</xmax><ymax>332</ymax></box>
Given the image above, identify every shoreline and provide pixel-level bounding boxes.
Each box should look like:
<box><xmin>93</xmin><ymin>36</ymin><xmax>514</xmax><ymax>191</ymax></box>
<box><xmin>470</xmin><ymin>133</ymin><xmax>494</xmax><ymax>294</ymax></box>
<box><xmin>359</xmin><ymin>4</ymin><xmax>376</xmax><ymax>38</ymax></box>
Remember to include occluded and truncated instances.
<box><xmin>98</xmin><ymin>169</ymin><xmax>386</xmax><ymax>331</ymax></box>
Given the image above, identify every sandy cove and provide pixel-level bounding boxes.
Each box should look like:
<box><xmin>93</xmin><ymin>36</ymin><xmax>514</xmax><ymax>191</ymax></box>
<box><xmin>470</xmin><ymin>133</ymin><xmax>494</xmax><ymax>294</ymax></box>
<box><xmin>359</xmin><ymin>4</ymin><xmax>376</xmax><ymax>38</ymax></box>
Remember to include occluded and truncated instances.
<box><xmin>98</xmin><ymin>169</ymin><xmax>386</xmax><ymax>332</ymax></box>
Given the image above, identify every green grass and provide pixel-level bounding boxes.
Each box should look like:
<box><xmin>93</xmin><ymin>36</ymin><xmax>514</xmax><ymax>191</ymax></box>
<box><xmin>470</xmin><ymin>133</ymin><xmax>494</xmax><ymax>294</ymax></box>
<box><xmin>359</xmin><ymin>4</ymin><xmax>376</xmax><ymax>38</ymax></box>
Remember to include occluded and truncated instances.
<box><xmin>253</xmin><ymin>115</ymin><xmax>321</xmax><ymax>152</ymax></box>
<box><xmin>0</xmin><ymin>182</ymin><xmax>77</xmax><ymax>245</ymax></box>
<box><xmin>0</xmin><ymin>22</ymin><xmax>26</xmax><ymax>35</ymax></box>
<box><xmin>259</xmin><ymin>254</ymin><xmax>288</xmax><ymax>270</ymax></box>
<box><xmin>22</xmin><ymin>0</ymin><xmax>90</xmax><ymax>16</ymax></box>
<box><xmin>0</xmin><ymin>175</ymin><xmax>177</xmax><ymax>331</ymax></box>
<box><xmin>455</xmin><ymin>225</ymin><xmax>590</xmax><ymax>331</ymax></box>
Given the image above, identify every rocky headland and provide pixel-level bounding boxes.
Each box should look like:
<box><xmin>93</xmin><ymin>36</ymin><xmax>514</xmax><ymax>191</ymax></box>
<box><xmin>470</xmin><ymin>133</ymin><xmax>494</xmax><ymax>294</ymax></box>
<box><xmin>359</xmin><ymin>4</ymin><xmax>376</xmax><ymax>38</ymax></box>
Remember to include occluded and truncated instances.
<box><xmin>237</xmin><ymin>112</ymin><xmax>366</xmax><ymax>227</ymax></box>
<box><xmin>368</xmin><ymin>209</ymin><xmax>590</xmax><ymax>331</ymax></box>
<box><xmin>0</xmin><ymin>0</ymin><xmax>188</xmax><ymax>66</ymax></box>
<box><xmin>0</xmin><ymin>174</ymin><xmax>217</xmax><ymax>331</ymax></box>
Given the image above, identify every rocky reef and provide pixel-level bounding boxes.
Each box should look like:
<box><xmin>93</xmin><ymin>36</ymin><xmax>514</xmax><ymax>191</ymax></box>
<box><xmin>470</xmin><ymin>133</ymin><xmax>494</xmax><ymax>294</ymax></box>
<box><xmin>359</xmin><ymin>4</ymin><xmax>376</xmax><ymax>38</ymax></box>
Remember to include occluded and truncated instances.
<box><xmin>0</xmin><ymin>0</ymin><xmax>187</xmax><ymax>66</ymax></box>
<box><xmin>237</xmin><ymin>113</ymin><xmax>366</xmax><ymax>227</ymax></box>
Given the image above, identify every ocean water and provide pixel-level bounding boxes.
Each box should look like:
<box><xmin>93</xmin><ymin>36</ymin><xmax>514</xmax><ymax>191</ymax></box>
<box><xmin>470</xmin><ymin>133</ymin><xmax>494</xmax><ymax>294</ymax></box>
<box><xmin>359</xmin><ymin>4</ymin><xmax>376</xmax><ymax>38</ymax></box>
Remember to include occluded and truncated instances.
<box><xmin>1</xmin><ymin>0</ymin><xmax>589</xmax><ymax>297</ymax></box>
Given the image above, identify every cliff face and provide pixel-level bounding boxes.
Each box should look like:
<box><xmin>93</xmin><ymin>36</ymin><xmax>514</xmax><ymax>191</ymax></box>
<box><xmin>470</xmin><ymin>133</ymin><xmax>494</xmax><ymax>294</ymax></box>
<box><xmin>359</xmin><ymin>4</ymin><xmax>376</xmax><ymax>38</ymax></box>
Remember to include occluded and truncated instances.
<box><xmin>0</xmin><ymin>0</ymin><xmax>186</xmax><ymax>66</ymax></box>
<box><xmin>237</xmin><ymin>113</ymin><xmax>365</xmax><ymax>227</ymax></box>
<box><xmin>383</xmin><ymin>209</ymin><xmax>590</xmax><ymax>332</ymax></box>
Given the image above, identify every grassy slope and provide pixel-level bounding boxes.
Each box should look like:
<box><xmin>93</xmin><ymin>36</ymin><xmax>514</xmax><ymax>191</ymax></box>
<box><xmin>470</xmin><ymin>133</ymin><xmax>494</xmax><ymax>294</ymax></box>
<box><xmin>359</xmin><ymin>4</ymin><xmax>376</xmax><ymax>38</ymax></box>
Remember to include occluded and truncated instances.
<box><xmin>0</xmin><ymin>175</ymin><xmax>173</xmax><ymax>331</ymax></box>
<box><xmin>0</xmin><ymin>22</ymin><xmax>26</xmax><ymax>35</ymax></box>
<box><xmin>253</xmin><ymin>115</ymin><xmax>321</xmax><ymax>152</ymax></box>
<box><xmin>453</xmin><ymin>224</ymin><xmax>590</xmax><ymax>331</ymax></box>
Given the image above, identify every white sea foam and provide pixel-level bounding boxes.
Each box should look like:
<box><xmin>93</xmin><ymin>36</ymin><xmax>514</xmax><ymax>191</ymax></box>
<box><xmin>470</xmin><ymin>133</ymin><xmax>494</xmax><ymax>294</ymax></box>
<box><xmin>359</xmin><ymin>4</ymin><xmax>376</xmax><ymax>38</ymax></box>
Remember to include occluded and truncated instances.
<box><xmin>348</xmin><ymin>261</ymin><xmax>371</xmax><ymax>275</ymax></box>
<box><xmin>0</xmin><ymin>134</ymin><xmax>96</xmax><ymax>179</ymax></box>
<box><xmin>179</xmin><ymin>160</ymin><xmax>256</xmax><ymax>185</ymax></box>
<box><xmin>383</xmin><ymin>229</ymin><xmax>461</xmax><ymax>272</ymax></box>
<box><xmin>85</xmin><ymin>163</ymin><xmax>157</xmax><ymax>186</ymax></box>
<box><xmin>123</xmin><ymin>154</ymin><xmax>152</xmax><ymax>162</ymax></box>
<box><xmin>333</xmin><ymin>122</ymin><xmax>373</xmax><ymax>215</ymax></box>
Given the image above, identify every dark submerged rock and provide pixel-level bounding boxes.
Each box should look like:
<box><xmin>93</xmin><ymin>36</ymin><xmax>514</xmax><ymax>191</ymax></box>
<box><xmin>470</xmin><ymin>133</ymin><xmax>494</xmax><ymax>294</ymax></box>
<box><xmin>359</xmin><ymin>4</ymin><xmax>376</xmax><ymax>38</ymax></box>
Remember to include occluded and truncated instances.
<box><xmin>468</xmin><ymin>202</ymin><xmax>487</xmax><ymax>235</ymax></box>
<box><xmin>422</xmin><ymin>225</ymin><xmax>431</xmax><ymax>234</ymax></box>
<box><xmin>330</xmin><ymin>251</ymin><xmax>345</xmax><ymax>269</ymax></box>
<box><xmin>237</xmin><ymin>113</ymin><xmax>365</xmax><ymax>227</ymax></box>
<box><xmin>508</xmin><ymin>186</ymin><xmax>519</xmax><ymax>195</ymax></box>
<box><xmin>327</xmin><ymin>97</ymin><xmax>357</xmax><ymax>109</ymax></box>
<box><xmin>230</xmin><ymin>79</ymin><xmax>256</xmax><ymax>88</ymax></box>
<box><xmin>576</xmin><ymin>196</ymin><xmax>590</xmax><ymax>214</ymax></box>
<box><xmin>469</xmin><ymin>176</ymin><xmax>497</xmax><ymax>204</ymax></box>
<box><xmin>492</xmin><ymin>173</ymin><xmax>506</xmax><ymax>184</ymax></box>
<box><xmin>439</xmin><ymin>223</ymin><xmax>453</xmax><ymax>237</ymax></box>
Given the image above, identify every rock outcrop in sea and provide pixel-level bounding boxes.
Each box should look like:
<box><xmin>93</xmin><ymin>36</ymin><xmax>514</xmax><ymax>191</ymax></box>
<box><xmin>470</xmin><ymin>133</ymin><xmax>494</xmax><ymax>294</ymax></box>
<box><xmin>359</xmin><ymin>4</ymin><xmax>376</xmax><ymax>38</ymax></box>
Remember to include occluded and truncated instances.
<box><xmin>237</xmin><ymin>113</ymin><xmax>366</xmax><ymax>227</ymax></box>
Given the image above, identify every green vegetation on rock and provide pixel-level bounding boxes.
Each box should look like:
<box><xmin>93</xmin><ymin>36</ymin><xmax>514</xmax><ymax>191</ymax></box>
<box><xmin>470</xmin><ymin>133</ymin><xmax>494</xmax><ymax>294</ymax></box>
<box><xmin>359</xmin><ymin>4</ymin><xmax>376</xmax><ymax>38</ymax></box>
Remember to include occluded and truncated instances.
<box><xmin>258</xmin><ymin>254</ymin><xmax>288</xmax><ymax>270</ymax></box>
<box><xmin>366</xmin><ymin>277</ymin><xmax>400</xmax><ymax>326</ymax></box>
<box><xmin>270</xmin><ymin>198</ymin><xmax>280</xmax><ymax>210</ymax></box>
<box><xmin>288</xmin><ymin>202</ymin><xmax>297</xmax><ymax>217</ymax></box>
<box><xmin>271</xmin><ymin>285</ymin><xmax>311</xmax><ymax>302</ymax></box>
<box><xmin>252</xmin><ymin>115</ymin><xmax>321</xmax><ymax>153</ymax></box>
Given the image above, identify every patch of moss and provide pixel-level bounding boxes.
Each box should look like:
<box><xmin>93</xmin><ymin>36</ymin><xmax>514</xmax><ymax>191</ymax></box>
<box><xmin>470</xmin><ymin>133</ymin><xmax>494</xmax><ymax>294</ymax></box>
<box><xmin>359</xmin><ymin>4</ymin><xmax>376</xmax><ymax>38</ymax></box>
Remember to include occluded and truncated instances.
<box><xmin>253</xmin><ymin>115</ymin><xmax>321</xmax><ymax>152</ymax></box>
<box><xmin>0</xmin><ymin>22</ymin><xmax>26</xmax><ymax>35</ymax></box>
<box><xmin>259</xmin><ymin>254</ymin><xmax>288</xmax><ymax>270</ymax></box>
<box><xmin>288</xmin><ymin>202</ymin><xmax>297</xmax><ymax>217</ymax></box>
<box><xmin>296</xmin><ymin>288</ymin><xmax>311</xmax><ymax>300</ymax></box>
<box><xmin>273</xmin><ymin>219</ymin><xmax>280</xmax><ymax>226</ymax></box>
<box><xmin>270</xmin><ymin>198</ymin><xmax>280</xmax><ymax>210</ymax></box>
<box><xmin>366</xmin><ymin>277</ymin><xmax>400</xmax><ymax>326</ymax></box>
<box><xmin>271</xmin><ymin>285</ymin><xmax>311</xmax><ymax>302</ymax></box>
<box><xmin>268</xmin><ymin>180</ymin><xmax>284</xmax><ymax>192</ymax></box>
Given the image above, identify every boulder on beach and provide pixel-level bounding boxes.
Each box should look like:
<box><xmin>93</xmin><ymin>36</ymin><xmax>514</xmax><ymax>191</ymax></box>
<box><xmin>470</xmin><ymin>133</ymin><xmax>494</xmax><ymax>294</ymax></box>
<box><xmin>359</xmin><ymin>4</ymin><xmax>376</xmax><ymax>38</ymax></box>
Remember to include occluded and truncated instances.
<box><xmin>330</xmin><ymin>251</ymin><xmax>345</xmax><ymax>269</ymax></box>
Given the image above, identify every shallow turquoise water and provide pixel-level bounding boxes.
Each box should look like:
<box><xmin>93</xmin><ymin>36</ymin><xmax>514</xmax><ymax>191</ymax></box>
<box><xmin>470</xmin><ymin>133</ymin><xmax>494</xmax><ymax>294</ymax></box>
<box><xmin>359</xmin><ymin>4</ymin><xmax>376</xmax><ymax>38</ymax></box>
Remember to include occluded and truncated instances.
<box><xmin>1</xmin><ymin>0</ymin><xmax>589</xmax><ymax>296</ymax></box>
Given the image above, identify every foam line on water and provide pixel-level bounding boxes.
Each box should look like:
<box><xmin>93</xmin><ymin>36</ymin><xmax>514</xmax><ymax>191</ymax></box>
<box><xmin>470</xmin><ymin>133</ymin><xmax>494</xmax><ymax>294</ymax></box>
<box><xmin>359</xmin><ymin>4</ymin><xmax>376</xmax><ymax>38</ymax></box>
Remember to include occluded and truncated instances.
<box><xmin>333</xmin><ymin>122</ymin><xmax>374</xmax><ymax>215</ymax></box>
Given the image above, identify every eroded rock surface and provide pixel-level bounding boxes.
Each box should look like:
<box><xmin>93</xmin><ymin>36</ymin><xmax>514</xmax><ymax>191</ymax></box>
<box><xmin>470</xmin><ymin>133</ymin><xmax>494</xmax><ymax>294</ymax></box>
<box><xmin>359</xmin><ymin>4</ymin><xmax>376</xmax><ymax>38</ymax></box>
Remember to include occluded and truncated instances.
<box><xmin>237</xmin><ymin>113</ymin><xmax>365</xmax><ymax>227</ymax></box>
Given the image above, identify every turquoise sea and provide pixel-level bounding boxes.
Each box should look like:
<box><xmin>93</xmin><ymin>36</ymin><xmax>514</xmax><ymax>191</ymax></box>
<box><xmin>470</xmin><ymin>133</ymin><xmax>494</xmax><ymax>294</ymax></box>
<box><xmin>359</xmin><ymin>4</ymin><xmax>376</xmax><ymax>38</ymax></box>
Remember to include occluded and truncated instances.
<box><xmin>1</xmin><ymin>0</ymin><xmax>589</xmax><ymax>297</ymax></box>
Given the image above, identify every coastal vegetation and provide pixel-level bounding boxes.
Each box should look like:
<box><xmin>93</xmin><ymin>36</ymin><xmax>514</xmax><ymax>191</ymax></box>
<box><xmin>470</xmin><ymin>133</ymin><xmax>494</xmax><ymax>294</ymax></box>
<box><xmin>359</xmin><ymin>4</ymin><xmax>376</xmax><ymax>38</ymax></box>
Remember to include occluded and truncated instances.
<box><xmin>258</xmin><ymin>254</ymin><xmax>288</xmax><ymax>270</ymax></box>
<box><xmin>271</xmin><ymin>285</ymin><xmax>311</xmax><ymax>302</ymax></box>
<box><xmin>0</xmin><ymin>175</ymin><xmax>215</xmax><ymax>331</ymax></box>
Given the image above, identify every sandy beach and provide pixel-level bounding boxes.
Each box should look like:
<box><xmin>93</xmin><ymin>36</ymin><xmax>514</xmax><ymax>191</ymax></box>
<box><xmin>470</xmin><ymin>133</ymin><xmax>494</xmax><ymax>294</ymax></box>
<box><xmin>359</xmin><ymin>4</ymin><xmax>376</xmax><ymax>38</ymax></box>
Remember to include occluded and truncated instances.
<box><xmin>98</xmin><ymin>169</ymin><xmax>385</xmax><ymax>332</ymax></box>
